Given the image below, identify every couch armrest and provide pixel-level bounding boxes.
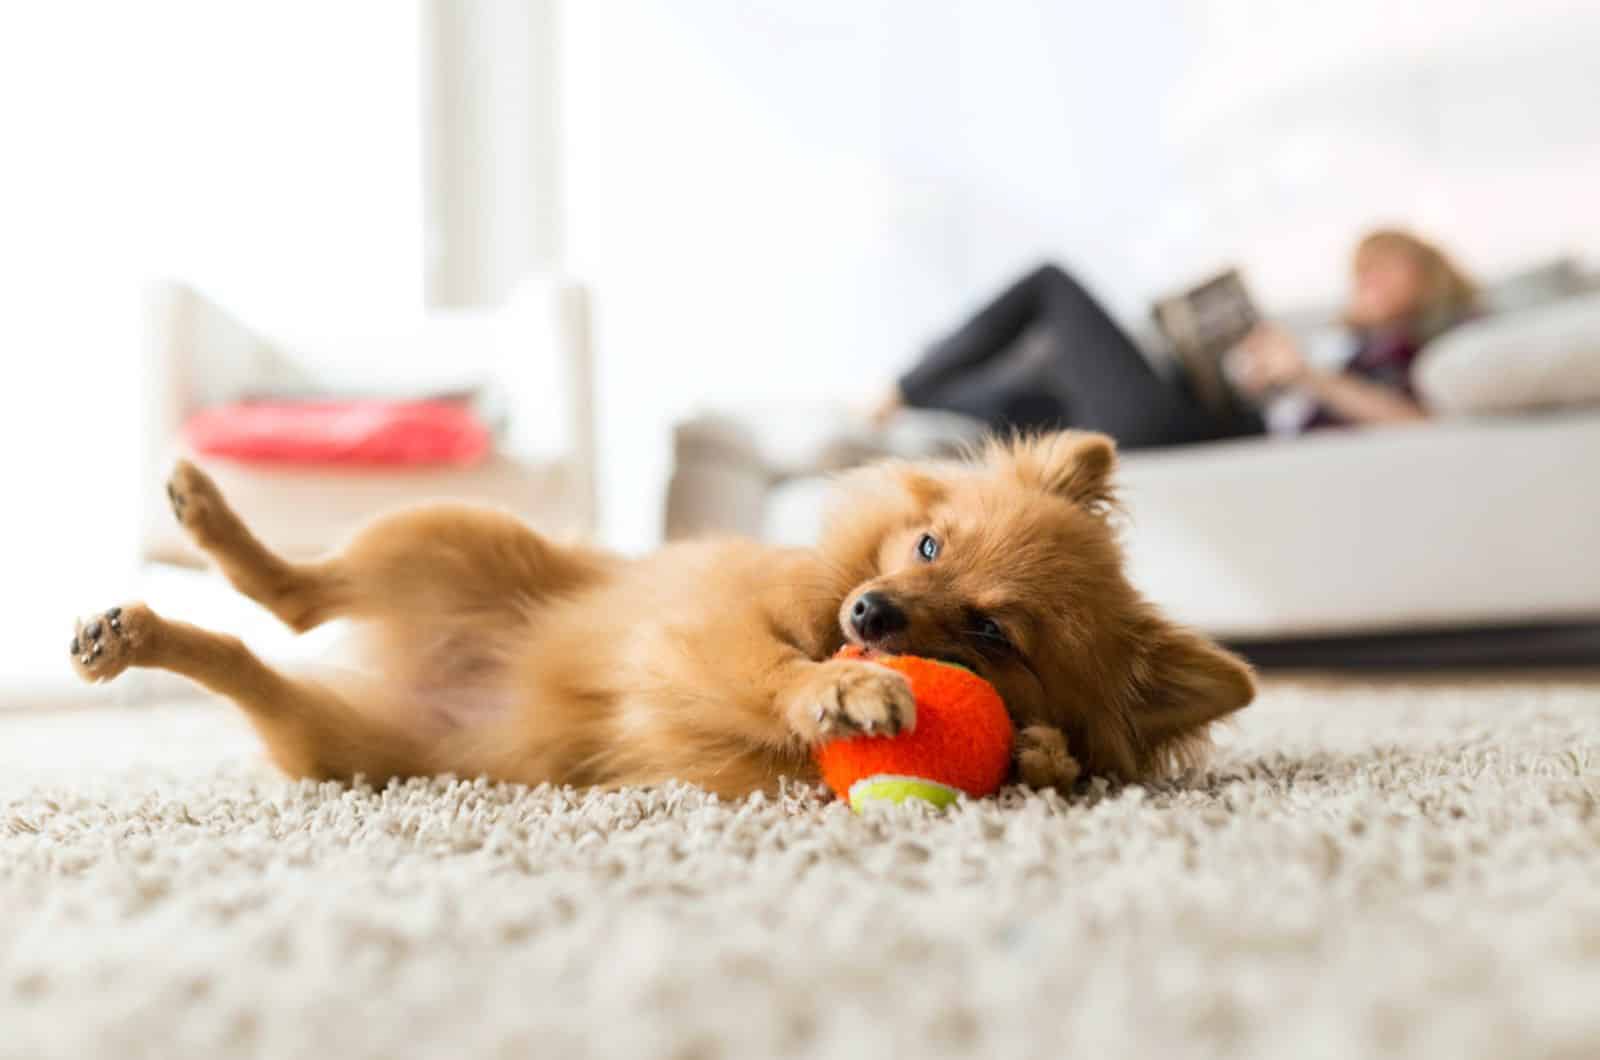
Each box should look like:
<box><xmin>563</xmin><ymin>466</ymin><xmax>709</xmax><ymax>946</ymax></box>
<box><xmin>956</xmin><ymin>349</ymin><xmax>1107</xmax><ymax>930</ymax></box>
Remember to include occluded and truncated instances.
<box><xmin>663</xmin><ymin>405</ymin><xmax>985</xmax><ymax>540</ymax></box>
<box><xmin>140</xmin><ymin>281</ymin><xmax>282</xmax><ymax>561</ymax></box>
<box><xmin>454</xmin><ymin>274</ymin><xmax>596</xmax><ymax>533</ymax></box>
<box><xmin>142</xmin><ymin>282</ymin><xmax>192</xmax><ymax>481</ymax></box>
<box><xmin>663</xmin><ymin>436</ymin><xmax>772</xmax><ymax>541</ymax></box>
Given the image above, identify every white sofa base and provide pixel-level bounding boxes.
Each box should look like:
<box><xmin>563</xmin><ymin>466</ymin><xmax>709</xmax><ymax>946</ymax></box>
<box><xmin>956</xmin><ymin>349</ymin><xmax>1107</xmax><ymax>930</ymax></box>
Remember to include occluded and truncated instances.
<box><xmin>1116</xmin><ymin>414</ymin><xmax>1600</xmax><ymax>639</ymax></box>
<box><xmin>670</xmin><ymin>410</ymin><xmax>1600</xmax><ymax>647</ymax></box>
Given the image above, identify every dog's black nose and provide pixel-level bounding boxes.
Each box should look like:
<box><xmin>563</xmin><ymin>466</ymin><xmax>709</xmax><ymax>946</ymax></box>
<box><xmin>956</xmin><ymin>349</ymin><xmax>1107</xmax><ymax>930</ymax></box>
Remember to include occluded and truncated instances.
<box><xmin>850</xmin><ymin>591</ymin><xmax>907</xmax><ymax>642</ymax></box>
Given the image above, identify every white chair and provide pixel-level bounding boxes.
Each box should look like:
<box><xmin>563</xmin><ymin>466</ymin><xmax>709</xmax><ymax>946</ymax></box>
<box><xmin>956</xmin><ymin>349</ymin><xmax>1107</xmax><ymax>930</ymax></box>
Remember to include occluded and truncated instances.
<box><xmin>139</xmin><ymin>274</ymin><xmax>596</xmax><ymax>566</ymax></box>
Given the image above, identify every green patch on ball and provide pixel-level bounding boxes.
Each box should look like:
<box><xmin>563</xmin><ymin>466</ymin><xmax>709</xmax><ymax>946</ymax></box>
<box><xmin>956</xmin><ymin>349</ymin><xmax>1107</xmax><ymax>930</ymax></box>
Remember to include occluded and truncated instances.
<box><xmin>847</xmin><ymin>774</ymin><xmax>962</xmax><ymax>812</ymax></box>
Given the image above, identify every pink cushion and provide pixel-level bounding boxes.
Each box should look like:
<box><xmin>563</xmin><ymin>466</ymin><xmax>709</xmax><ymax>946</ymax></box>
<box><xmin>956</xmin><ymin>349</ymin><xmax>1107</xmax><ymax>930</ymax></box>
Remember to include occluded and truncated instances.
<box><xmin>184</xmin><ymin>400</ymin><xmax>490</xmax><ymax>467</ymax></box>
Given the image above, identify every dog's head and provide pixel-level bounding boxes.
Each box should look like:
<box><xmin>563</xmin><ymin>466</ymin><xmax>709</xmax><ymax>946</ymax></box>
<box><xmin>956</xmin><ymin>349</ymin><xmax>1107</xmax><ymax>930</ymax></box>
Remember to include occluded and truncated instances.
<box><xmin>819</xmin><ymin>431</ymin><xmax>1254</xmax><ymax>779</ymax></box>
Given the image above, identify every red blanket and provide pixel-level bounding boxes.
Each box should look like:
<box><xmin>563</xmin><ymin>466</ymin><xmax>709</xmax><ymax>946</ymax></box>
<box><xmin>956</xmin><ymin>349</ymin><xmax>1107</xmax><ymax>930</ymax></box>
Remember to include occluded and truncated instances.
<box><xmin>185</xmin><ymin>400</ymin><xmax>490</xmax><ymax>467</ymax></box>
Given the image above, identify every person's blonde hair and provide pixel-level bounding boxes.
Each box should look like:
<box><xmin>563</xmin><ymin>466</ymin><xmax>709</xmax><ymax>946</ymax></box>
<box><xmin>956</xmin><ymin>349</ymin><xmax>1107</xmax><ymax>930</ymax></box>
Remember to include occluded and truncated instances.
<box><xmin>1348</xmin><ymin>228</ymin><xmax>1479</xmax><ymax>339</ymax></box>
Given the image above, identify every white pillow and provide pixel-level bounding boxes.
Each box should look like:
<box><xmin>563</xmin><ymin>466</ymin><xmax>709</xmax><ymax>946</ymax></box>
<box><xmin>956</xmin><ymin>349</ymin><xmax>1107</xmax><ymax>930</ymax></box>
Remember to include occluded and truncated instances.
<box><xmin>1416</xmin><ymin>292</ymin><xmax>1600</xmax><ymax>415</ymax></box>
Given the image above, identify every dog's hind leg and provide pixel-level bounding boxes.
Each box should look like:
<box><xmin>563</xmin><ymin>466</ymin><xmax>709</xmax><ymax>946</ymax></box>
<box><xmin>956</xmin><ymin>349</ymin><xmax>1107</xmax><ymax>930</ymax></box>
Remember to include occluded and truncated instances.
<box><xmin>152</xmin><ymin>461</ymin><xmax>614</xmax><ymax>776</ymax></box>
<box><xmin>164</xmin><ymin>459</ymin><xmax>608</xmax><ymax>633</ymax></box>
<box><xmin>69</xmin><ymin>602</ymin><xmax>430</xmax><ymax>782</ymax></box>
<box><xmin>163</xmin><ymin>461</ymin><xmax>349</xmax><ymax>632</ymax></box>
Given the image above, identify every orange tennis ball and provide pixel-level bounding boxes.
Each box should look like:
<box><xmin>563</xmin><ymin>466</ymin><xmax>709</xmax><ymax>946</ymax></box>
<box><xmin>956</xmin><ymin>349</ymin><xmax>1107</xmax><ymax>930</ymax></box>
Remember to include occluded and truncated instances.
<box><xmin>815</xmin><ymin>646</ymin><xmax>1014</xmax><ymax>811</ymax></box>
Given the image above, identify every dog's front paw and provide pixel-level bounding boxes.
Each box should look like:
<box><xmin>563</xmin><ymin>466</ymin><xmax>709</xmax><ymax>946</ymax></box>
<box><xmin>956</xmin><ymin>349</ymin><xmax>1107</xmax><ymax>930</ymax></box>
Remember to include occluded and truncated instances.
<box><xmin>787</xmin><ymin>659</ymin><xmax>916</xmax><ymax>743</ymax></box>
<box><xmin>69</xmin><ymin>603</ymin><xmax>154</xmax><ymax>684</ymax></box>
<box><xmin>1015</xmin><ymin>724</ymin><xmax>1082</xmax><ymax>793</ymax></box>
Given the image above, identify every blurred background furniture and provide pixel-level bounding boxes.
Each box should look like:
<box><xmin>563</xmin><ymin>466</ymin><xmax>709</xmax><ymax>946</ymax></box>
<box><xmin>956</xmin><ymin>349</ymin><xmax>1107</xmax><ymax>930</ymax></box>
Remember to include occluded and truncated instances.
<box><xmin>666</xmin><ymin>262</ymin><xmax>1600</xmax><ymax>666</ymax></box>
<box><xmin>140</xmin><ymin>273</ymin><xmax>596</xmax><ymax>567</ymax></box>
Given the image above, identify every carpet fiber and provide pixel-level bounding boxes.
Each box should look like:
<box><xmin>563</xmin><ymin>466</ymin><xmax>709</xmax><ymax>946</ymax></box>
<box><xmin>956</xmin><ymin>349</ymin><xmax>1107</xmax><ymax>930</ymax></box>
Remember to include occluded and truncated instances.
<box><xmin>2</xmin><ymin>676</ymin><xmax>1598</xmax><ymax>1059</ymax></box>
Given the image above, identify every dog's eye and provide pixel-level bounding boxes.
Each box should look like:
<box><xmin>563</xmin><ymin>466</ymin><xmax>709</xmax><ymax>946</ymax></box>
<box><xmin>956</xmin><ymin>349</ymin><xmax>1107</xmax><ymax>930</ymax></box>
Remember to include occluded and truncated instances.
<box><xmin>916</xmin><ymin>533</ymin><xmax>940</xmax><ymax>562</ymax></box>
<box><xmin>969</xmin><ymin>613</ymin><xmax>1009</xmax><ymax>647</ymax></box>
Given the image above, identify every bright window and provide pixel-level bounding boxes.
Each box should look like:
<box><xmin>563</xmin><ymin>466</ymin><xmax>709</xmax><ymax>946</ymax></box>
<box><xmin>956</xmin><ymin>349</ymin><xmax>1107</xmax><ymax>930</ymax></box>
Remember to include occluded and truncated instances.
<box><xmin>0</xmin><ymin>2</ymin><xmax>422</xmax><ymax>689</ymax></box>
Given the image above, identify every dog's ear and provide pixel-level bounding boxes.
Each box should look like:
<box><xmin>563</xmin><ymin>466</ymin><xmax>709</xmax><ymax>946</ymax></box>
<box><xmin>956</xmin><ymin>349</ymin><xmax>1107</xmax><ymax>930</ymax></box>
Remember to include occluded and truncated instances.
<box><xmin>1126</xmin><ymin>620</ymin><xmax>1255</xmax><ymax>771</ymax></box>
<box><xmin>829</xmin><ymin>460</ymin><xmax>945</xmax><ymax>512</ymax></box>
<box><xmin>886</xmin><ymin>463</ymin><xmax>946</xmax><ymax>510</ymax></box>
<box><xmin>987</xmin><ymin>431</ymin><xmax>1116</xmax><ymax>511</ymax></box>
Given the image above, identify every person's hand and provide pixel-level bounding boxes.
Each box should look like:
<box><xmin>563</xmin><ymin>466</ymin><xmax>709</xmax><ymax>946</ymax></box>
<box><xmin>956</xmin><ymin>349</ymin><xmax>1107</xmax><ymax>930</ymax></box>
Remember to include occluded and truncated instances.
<box><xmin>1231</xmin><ymin>324</ymin><xmax>1310</xmax><ymax>395</ymax></box>
<box><xmin>867</xmin><ymin>386</ymin><xmax>905</xmax><ymax>428</ymax></box>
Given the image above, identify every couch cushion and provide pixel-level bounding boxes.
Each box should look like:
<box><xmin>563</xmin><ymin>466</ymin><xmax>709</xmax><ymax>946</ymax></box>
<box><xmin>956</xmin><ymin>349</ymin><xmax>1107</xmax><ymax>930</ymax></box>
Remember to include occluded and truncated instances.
<box><xmin>1415</xmin><ymin>293</ymin><xmax>1600</xmax><ymax>415</ymax></box>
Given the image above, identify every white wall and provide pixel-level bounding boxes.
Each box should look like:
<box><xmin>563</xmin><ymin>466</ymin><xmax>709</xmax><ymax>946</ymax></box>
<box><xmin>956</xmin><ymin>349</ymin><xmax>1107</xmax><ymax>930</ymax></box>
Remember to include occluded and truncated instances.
<box><xmin>1152</xmin><ymin>0</ymin><xmax>1600</xmax><ymax>307</ymax></box>
<box><xmin>564</xmin><ymin>0</ymin><xmax>1192</xmax><ymax>551</ymax></box>
<box><xmin>564</xmin><ymin>0</ymin><xmax>1600</xmax><ymax>551</ymax></box>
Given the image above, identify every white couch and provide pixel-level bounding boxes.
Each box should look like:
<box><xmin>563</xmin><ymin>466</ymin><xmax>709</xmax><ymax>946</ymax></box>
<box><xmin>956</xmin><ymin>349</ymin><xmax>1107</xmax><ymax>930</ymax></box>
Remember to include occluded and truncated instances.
<box><xmin>665</xmin><ymin>272</ymin><xmax>1600</xmax><ymax>665</ymax></box>
<box><xmin>666</xmin><ymin>408</ymin><xmax>1599</xmax><ymax>644</ymax></box>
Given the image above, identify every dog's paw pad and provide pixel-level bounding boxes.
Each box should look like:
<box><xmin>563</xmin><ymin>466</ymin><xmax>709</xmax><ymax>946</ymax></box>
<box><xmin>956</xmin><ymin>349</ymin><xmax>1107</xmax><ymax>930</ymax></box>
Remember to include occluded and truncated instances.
<box><xmin>70</xmin><ymin>604</ymin><xmax>150</xmax><ymax>684</ymax></box>
<box><xmin>165</xmin><ymin>460</ymin><xmax>227</xmax><ymax>541</ymax></box>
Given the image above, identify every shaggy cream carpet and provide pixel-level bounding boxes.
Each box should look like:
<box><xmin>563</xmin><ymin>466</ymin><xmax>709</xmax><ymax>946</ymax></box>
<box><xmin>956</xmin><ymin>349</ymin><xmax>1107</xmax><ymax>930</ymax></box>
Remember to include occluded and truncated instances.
<box><xmin>2</xmin><ymin>676</ymin><xmax>1598</xmax><ymax>1060</ymax></box>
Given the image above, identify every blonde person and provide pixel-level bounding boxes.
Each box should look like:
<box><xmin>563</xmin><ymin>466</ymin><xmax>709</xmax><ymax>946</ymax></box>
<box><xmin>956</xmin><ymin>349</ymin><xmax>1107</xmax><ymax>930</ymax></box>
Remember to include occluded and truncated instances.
<box><xmin>872</xmin><ymin>229</ymin><xmax>1479</xmax><ymax>446</ymax></box>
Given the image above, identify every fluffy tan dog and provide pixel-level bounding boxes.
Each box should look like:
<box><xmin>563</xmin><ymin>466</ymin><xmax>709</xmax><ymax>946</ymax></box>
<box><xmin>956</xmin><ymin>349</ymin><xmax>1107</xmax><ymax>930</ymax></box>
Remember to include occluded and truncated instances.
<box><xmin>71</xmin><ymin>432</ymin><xmax>1253</xmax><ymax>796</ymax></box>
